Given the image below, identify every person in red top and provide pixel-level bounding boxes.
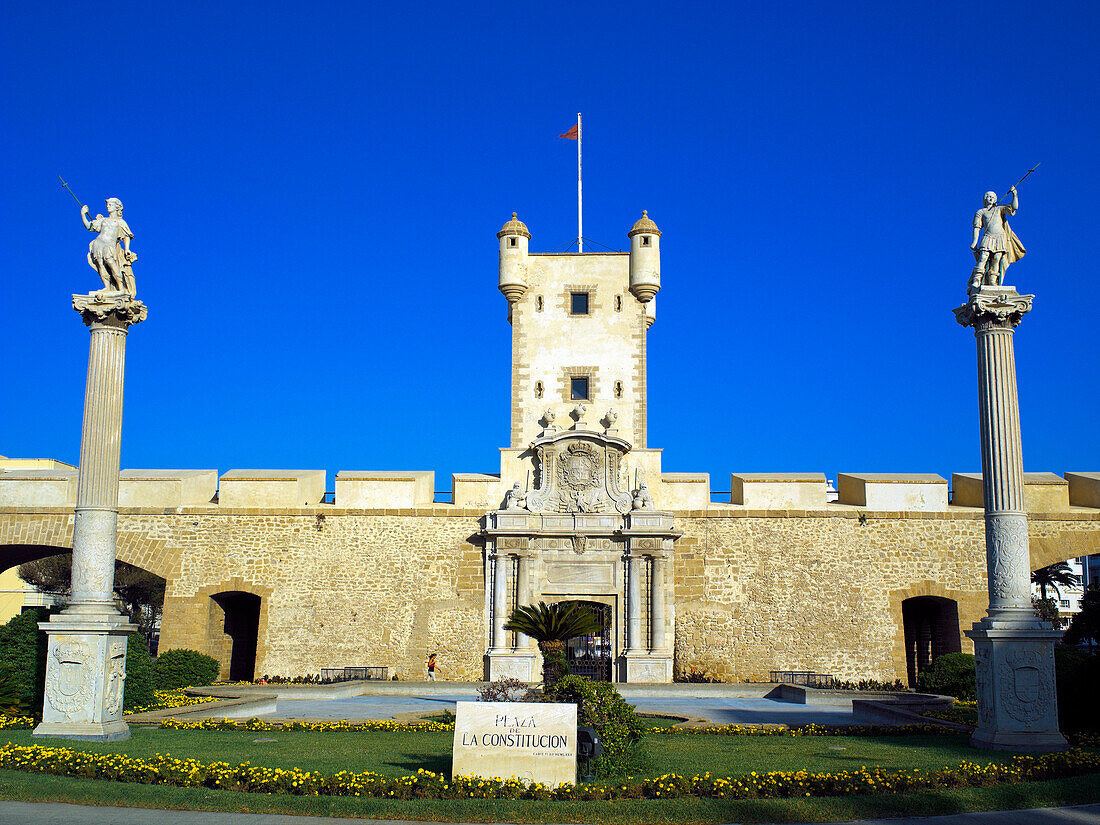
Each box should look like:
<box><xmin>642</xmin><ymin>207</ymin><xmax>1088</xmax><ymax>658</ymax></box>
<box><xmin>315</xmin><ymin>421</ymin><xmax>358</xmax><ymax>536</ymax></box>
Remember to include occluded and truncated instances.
<box><xmin>427</xmin><ymin>653</ymin><xmax>439</xmax><ymax>681</ymax></box>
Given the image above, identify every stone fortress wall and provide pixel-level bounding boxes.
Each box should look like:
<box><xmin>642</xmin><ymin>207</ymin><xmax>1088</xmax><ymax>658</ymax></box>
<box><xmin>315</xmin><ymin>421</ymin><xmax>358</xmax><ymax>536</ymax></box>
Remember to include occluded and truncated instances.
<box><xmin>2</xmin><ymin>465</ymin><xmax>1097</xmax><ymax>683</ymax></box>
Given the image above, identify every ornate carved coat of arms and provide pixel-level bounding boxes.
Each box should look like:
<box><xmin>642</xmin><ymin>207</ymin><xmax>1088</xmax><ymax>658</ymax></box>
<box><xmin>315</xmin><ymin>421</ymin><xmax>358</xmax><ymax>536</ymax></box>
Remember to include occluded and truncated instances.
<box><xmin>526</xmin><ymin>433</ymin><xmax>633</xmax><ymax>515</ymax></box>
<box><xmin>45</xmin><ymin>640</ymin><xmax>94</xmax><ymax>719</ymax></box>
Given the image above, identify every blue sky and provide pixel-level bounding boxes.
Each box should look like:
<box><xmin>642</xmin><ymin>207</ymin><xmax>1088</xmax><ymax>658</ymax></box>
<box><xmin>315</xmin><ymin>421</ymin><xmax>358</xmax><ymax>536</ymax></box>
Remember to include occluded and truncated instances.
<box><xmin>4</xmin><ymin>1</ymin><xmax>1097</xmax><ymax>493</ymax></box>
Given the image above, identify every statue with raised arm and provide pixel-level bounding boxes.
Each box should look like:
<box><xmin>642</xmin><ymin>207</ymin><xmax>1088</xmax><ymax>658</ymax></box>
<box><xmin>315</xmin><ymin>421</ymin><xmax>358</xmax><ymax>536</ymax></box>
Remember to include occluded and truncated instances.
<box><xmin>969</xmin><ymin>186</ymin><xmax>1025</xmax><ymax>291</ymax></box>
<box><xmin>81</xmin><ymin>198</ymin><xmax>137</xmax><ymax>297</ymax></box>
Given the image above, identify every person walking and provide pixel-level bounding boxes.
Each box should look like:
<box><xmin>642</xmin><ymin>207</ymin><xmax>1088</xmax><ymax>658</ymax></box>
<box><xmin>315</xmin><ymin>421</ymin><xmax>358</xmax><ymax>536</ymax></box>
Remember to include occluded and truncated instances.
<box><xmin>426</xmin><ymin>652</ymin><xmax>439</xmax><ymax>681</ymax></box>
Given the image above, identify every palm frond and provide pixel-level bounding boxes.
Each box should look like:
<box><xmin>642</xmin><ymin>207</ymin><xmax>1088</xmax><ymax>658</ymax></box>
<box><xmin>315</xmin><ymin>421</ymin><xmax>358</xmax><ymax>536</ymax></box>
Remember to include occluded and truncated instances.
<box><xmin>504</xmin><ymin>601</ymin><xmax>603</xmax><ymax>642</ymax></box>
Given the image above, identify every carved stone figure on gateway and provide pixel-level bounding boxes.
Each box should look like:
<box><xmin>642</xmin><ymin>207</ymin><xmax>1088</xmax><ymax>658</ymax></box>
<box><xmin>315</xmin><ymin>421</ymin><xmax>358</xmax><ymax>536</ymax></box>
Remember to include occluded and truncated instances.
<box><xmin>81</xmin><ymin>197</ymin><xmax>137</xmax><ymax>297</ymax></box>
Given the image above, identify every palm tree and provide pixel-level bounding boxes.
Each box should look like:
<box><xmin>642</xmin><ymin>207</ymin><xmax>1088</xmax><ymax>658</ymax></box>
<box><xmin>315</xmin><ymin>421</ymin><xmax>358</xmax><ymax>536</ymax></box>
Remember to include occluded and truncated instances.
<box><xmin>1031</xmin><ymin>561</ymin><xmax>1080</xmax><ymax>602</ymax></box>
<box><xmin>504</xmin><ymin>601</ymin><xmax>603</xmax><ymax>688</ymax></box>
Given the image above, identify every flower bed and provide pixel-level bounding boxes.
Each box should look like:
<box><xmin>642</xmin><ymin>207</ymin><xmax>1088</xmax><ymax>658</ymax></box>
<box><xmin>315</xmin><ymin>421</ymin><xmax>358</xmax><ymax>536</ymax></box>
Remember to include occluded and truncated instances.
<box><xmin>0</xmin><ymin>717</ymin><xmax>34</xmax><ymax>730</ymax></box>
<box><xmin>125</xmin><ymin>690</ymin><xmax>221</xmax><ymax>716</ymax></box>
<box><xmin>0</xmin><ymin>741</ymin><xmax>1098</xmax><ymax>800</ymax></box>
<box><xmin>648</xmin><ymin>723</ymin><xmax>955</xmax><ymax>737</ymax></box>
<box><xmin>160</xmin><ymin>717</ymin><xmax>454</xmax><ymax>733</ymax></box>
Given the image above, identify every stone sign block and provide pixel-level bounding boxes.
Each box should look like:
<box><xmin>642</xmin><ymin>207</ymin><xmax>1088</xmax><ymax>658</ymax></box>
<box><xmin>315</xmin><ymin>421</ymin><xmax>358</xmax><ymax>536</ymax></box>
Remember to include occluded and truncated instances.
<box><xmin>452</xmin><ymin>701</ymin><xmax>577</xmax><ymax>787</ymax></box>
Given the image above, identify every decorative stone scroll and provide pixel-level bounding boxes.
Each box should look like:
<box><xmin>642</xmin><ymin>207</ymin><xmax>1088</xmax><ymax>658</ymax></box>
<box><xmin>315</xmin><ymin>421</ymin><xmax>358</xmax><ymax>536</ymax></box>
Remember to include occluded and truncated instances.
<box><xmin>954</xmin><ymin>288</ymin><xmax>1033</xmax><ymax>330</ymax></box>
<box><xmin>525</xmin><ymin>431</ymin><xmax>633</xmax><ymax>515</ymax></box>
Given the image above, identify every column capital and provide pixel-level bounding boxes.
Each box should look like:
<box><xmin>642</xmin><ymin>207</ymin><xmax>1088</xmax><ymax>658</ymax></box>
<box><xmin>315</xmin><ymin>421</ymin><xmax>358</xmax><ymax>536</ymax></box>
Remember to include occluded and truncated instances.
<box><xmin>73</xmin><ymin>291</ymin><xmax>148</xmax><ymax>329</ymax></box>
<box><xmin>954</xmin><ymin>286</ymin><xmax>1033</xmax><ymax>331</ymax></box>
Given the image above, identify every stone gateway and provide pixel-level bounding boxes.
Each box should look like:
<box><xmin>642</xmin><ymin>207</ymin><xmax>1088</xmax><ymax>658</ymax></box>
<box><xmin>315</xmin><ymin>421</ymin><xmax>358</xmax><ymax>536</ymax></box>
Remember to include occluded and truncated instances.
<box><xmin>2</xmin><ymin>211</ymin><xmax>1098</xmax><ymax>692</ymax></box>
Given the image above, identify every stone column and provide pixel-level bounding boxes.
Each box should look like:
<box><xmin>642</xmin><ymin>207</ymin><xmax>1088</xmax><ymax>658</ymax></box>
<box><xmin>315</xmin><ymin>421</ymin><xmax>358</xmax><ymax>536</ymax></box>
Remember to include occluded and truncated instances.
<box><xmin>514</xmin><ymin>553</ymin><xmax>533</xmax><ymax>649</ymax></box>
<box><xmin>625</xmin><ymin>553</ymin><xmax>644</xmax><ymax>653</ymax></box>
<box><xmin>650</xmin><ymin>553</ymin><xmax>667</xmax><ymax>652</ymax></box>
<box><xmin>35</xmin><ymin>292</ymin><xmax>147</xmax><ymax>742</ymax></box>
<box><xmin>954</xmin><ymin>286</ymin><xmax>1066</xmax><ymax>752</ymax></box>
<box><xmin>490</xmin><ymin>550</ymin><xmax>509</xmax><ymax>653</ymax></box>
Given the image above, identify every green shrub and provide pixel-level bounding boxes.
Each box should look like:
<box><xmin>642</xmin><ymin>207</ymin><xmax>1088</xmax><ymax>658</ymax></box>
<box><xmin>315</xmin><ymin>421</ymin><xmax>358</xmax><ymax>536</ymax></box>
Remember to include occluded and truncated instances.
<box><xmin>0</xmin><ymin>609</ymin><xmax>51</xmax><ymax>716</ymax></box>
<box><xmin>916</xmin><ymin>652</ymin><xmax>976</xmax><ymax>700</ymax></box>
<box><xmin>1055</xmin><ymin>646</ymin><xmax>1100</xmax><ymax>732</ymax></box>
<box><xmin>153</xmin><ymin>648</ymin><xmax>220</xmax><ymax>690</ymax></box>
<box><xmin>123</xmin><ymin>633</ymin><xmax>155</xmax><ymax>711</ymax></box>
<box><xmin>541</xmin><ymin>674</ymin><xmax>648</xmax><ymax>778</ymax></box>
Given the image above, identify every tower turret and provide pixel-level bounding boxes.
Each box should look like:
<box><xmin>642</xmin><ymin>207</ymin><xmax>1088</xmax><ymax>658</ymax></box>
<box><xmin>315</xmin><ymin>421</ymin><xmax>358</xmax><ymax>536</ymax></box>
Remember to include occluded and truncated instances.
<box><xmin>628</xmin><ymin>210</ymin><xmax>661</xmax><ymax>304</ymax></box>
<box><xmin>497</xmin><ymin>212</ymin><xmax>531</xmax><ymax>304</ymax></box>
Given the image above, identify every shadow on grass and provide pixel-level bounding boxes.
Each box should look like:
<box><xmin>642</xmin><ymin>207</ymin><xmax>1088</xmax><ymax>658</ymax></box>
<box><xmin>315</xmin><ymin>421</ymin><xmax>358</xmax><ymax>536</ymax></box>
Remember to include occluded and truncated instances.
<box><xmin>385</xmin><ymin>752</ymin><xmax>452</xmax><ymax>775</ymax></box>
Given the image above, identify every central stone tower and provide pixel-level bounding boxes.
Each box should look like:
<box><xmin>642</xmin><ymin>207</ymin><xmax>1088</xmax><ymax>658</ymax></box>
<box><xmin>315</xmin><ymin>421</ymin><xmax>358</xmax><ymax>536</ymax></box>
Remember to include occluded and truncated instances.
<box><xmin>485</xmin><ymin>212</ymin><xmax>677</xmax><ymax>685</ymax></box>
<box><xmin>497</xmin><ymin>211</ymin><xmax>662</xmax><ymax>449</ymax></box>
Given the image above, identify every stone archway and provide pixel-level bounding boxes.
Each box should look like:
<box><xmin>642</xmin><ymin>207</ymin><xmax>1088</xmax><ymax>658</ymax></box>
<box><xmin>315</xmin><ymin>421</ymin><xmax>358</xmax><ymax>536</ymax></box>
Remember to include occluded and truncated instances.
<box><xmin>901</xmin><ymin>596</ymin><xmax>961</xmax><ymax>687</ymax></box>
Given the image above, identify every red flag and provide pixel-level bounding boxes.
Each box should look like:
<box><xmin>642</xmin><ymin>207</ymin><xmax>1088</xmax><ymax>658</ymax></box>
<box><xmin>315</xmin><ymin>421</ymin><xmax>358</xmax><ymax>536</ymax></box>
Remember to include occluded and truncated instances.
<box><xmin>559</xmin><ymin>124</ymin><xmax>578</xmax><ymax>140</ymax></box>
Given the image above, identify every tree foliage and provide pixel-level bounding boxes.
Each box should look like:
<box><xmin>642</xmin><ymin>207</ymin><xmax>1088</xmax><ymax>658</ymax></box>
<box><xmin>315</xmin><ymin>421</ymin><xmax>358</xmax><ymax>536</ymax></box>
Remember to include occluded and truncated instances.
<box><xmin>17</xmin><ymin>554</ymin><xmax>164</xmax><ymax>646</ymax></box>
<box><xmin>1031</xmin><ymin>561</ymin><xmax>1080</xmax><ymax>602</ymax></box>
<box><xmin>504</xmin><ymin>601</ymin><xmax>603</xmax><ymax>687</ymax></box>
<box><xmin>1033</xmin><ymin>597</ymin><xmax>1063</xmax><ymax>629</ymax></box>
<box><xmin>1064</xmin><ymin>584</ymin><xmax>1100</xmax><ymax>646</ymax></box>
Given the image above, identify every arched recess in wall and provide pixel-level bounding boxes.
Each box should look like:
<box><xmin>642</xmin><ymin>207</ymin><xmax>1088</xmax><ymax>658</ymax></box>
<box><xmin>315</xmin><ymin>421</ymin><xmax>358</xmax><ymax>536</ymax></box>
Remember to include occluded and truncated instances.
<box><xmin>210</xmin><ymin>591</ymin><xmax>262</xmax><ymax>682</ymax></box>
<box><xmin>901</xmin><ymin>596</ymin><xmax>961</xmax><ymax>688</ymax></box>
<box><xmin>0</xmin><ymin>544</ymin><xmax>166</xmax><ymax>652</ymax></box>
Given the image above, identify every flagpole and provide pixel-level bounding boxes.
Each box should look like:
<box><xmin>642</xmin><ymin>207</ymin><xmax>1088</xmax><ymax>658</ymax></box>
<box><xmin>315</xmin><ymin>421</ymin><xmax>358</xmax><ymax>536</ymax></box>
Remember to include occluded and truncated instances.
<box><xmin>577</xmin><ymin>112</ymin><xmax>583</xmax><ymax>253</ymax></box>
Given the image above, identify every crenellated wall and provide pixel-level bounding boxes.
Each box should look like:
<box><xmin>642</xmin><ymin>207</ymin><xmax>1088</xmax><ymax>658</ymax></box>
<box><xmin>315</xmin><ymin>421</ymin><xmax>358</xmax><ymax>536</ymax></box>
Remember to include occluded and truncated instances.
<box><xmin>2</xmin><ymin>465</ymin><xmax>1097</xmax><ymax>682</ymax></box>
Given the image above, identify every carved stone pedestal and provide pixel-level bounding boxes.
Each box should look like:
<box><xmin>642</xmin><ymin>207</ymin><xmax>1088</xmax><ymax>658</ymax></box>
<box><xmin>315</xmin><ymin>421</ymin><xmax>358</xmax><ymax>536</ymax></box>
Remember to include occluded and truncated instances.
<box><xmin>622</xmin><ymin>653</ymin><xmax>673</xmax><ymax>684</ymax></box>
<box><xmin>487</xmin><ymin>652</ymin><xmax>539</xmax><ymax>682</ymax></box>
<box><xmin>967</xmin><ymin>619</ymin><xmax>1066</xmax><ymax>751</ymax></box>
<box><xmin>34</xmin><ymin>615</ymin><xmax>134</xmax><ymax>741</ymax></box>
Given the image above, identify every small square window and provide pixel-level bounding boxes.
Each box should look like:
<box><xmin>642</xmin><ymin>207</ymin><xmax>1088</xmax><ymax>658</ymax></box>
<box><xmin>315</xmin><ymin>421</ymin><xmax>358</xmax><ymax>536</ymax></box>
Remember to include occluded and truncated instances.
<box><xmin>509</xmin><ymin>237</ymin><xmax>517</xmax><ymax>247</ymax></box>
<box><xmin>570</xmin><ymin>377</ymin><xmax>589</xmax><ymax>400</ymax></box>
<box><xmin>570</xmin><ymin>292</ymin><xmax>589</xmax><ymax>315</ymax></box>
<box><xmin>641</xmin><ymin>236</ymin><xmax>651</xmax><ymax>246</ymax></box>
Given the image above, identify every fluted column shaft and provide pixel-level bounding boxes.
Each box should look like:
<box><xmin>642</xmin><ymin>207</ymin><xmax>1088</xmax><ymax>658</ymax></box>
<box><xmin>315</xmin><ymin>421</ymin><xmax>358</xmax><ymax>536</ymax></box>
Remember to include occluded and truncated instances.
<box><xmin>491</xmin><ymin>551</ymin><xmax>509</xmax><ymax>652</ymax></box>
<box><xmin>515</xmin><ymin>553</ymin><xmax>533</xmax><ymax>649</ymax></box>
<box><xmin>70</xmin><ymin>319</ymin><xmax>130</xmax><ymax>608</ymax></box>
<box><xmin>970</xmin><ymin>309</ymin><xmax>1032</xmax><ymax>616</ymax></box>
<box><xmin>626</xmin><ymin>554</ymin><xmax>644</xmax><ymax>653</ymax></box>
<box><xmin>650</xmin><ymin>554</ymin><xmax>667</xmax><ymax>651</ymax></box>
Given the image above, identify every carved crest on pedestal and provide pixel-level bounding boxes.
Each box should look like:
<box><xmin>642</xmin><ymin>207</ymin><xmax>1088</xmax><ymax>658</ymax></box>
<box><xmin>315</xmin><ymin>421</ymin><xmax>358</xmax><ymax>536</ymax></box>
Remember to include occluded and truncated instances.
<box><xmin>525</xmin><ymin>432</ymin><xmax>633</xmax><ymax>515</ymax></box>
<box><xmin>45</xmin><ymin>640</ymin><xmax>94</xmax><ymax>719</ymax></box>
<box><xmin>998</xmin><ymin>647</ymin><xmax>1052</xmax><ymax>725</ymax></box>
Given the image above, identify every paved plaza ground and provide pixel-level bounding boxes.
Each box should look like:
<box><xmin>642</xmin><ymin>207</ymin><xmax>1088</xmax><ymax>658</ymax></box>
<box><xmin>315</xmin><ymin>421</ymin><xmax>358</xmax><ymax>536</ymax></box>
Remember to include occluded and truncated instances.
<box><xmin>265</xmin><ymin>692</ymin><xmax>857</xmax><ymax>727</ymax></box>
<box><xmin>1</xmin><ymin>800</ymin><xmax>1098</xmax><ymax>824</ymax></box>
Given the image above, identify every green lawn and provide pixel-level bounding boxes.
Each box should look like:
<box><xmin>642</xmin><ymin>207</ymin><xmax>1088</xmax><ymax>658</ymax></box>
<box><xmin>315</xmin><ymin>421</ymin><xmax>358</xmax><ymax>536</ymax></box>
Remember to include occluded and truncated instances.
<box><xmin>3</xmin><ymin>728</ymin><xmax>1031</xmax><ymax>779</ymax></box>
<box><xmin>1</xmin><ymin>766</ymin><xmax>1098</xmax><ymax>824</ymax></box>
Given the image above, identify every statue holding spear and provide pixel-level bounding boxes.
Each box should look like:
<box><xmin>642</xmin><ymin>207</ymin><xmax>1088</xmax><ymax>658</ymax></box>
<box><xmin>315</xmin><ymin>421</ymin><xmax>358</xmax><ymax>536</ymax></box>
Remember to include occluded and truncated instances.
<box><xmin>59</xmin><ymin>176</ymin><xmax>138</xmax><ymax>298</ymax></box>
<box><xmin>968</xmin><ymin>164</ymin><xmax>1039</xmax><ymax>292</ymax></box>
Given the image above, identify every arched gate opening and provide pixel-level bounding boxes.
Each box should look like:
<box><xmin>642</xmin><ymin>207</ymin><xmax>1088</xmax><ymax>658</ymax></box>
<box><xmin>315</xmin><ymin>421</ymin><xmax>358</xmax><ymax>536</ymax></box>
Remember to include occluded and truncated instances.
<box><xmin>561</xmin><ymin>600</ymin><xmax>612</xmax><ymax>682</ymax></box>
<box><xmin>902</xmin><ymin>595</ymin><xmax>961</xmax><ymax>687</ymax></box>
<box><xmin>210</xmin><ymin>591</ymin><xmax>262</xmax><ymax>682</ymax></box>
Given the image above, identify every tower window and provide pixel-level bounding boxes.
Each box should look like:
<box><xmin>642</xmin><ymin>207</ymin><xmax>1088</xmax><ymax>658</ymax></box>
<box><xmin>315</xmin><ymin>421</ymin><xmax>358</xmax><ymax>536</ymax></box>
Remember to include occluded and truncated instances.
<box><xmin>641</xmin><ymin>236</ymin><xmax>651</xmax><ymax>246</ymax></box>
<box><xmin>536</xmin><ymin>295</ymin><xmax>544</xmax><ymax>312</ymax></box>
<box><xmin>535</xmin><ymin>381</ymin><xmax>544</xmax><ymax>399</ymax></box>
<box><xmin>509</xmin><ymin>237</ymin><xmax>517</xmax><ymax>247</ymax></box>
<box><xmin>615</xmin><ymin>295</ymin><xmax>622</xmax><ymax>312</ymax></box>
<box><xmin>570</xmin><ymin>377</ymin><xmax>589</xmax><ymax>400</ymax></box>
<box><xmin>614</xmin><ymin>381</ymin><xmax>623</xmax><ymax>399</ymax></box>
<box><xmin>570</xmin><ymin>292</ymin><xmax>590</xmax><ymax>315</ymax></box>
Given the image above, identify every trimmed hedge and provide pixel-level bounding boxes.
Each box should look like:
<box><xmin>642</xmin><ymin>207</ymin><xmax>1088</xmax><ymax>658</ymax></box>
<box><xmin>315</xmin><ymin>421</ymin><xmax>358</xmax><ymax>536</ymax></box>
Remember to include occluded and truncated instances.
<box><xmin>916</xmin><ymin>652</ymin><xmax>976</xmax><ymax>700</ymax></box>
<box><xmin>153</xmin><ymin>649</ymin><xmax>220</xmax><ymax>690</ymax></box>
<box><xmin>124</xmin><ymin>633</ymin><xmax>155</xmax><ymax>712</ymax></box>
